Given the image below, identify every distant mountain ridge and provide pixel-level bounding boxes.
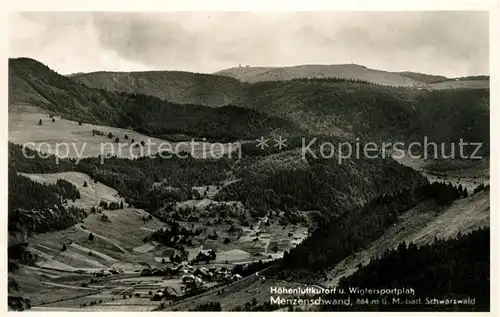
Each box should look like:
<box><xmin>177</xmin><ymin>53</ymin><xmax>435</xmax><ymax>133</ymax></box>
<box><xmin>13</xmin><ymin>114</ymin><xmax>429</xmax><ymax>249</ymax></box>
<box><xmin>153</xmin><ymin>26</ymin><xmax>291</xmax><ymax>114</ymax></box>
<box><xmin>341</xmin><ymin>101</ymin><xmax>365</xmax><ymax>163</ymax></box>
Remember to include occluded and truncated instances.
<box><xmin>9</xmin><ymin>58</ymin><xmax>490</xmax><ymax>150</ymax></box>
<box><xmin>216</xmin><ymin>64</ymin><xmax>422</xmax><ymax>86</ymax></box>
<box><xmin>72</xmin><ymin>63</ymin><xmax>490</xmax><ymax>104</ymax></box>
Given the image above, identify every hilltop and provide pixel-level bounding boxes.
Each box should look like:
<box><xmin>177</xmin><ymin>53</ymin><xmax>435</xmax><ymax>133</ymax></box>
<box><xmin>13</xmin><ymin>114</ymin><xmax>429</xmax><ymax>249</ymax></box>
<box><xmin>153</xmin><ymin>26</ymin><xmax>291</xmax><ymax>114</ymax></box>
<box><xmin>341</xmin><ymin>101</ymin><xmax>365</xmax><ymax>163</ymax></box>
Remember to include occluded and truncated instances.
<box><xmin>71</xmin><ymin>64</ymin><xmax>490</xmax><ymax>112</ymax></box>
<box><xmin>215</xmin><ymin>64</ymin><xmax>489</xmax><ymax>88</ymax></box>
<box><xmin>215</xmin><ymin>64</ymin><xmax>420</xmax><ymax>86</ymax></box>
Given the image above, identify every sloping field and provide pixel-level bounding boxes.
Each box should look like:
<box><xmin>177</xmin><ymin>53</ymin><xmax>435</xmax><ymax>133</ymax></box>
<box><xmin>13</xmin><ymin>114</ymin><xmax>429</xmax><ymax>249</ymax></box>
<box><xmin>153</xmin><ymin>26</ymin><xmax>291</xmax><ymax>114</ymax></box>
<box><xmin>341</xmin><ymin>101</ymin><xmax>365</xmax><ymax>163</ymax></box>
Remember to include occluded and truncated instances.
<box><xmin>9</xmin><ymin>265</ymin><xmax>99</xmax><ymax>306</ymax></box>
<box><xmin>430</xmin><ymin>80</ymin><xmax>489</xmax><ymax>90</ymax></box>
<box><xmin>19</xmin><ymin>171</ymin><xmax>124</xmax><ymax>210</ymax></box>
<box><xmin>216</xmin><ymin>64</ymin><xmax>421</xmax><ymax>86</ymax></box>
<box><xmin>33</xmin><ymin>277</ymin><xmax>178</xmax><ymax>311</ymax></box>
<box><xmin>25</xmin><ymin>206</ymin><xmax>168</xmax><ymax>273</ymax></box>
<box><xmin>9</xmin><ymin>110</ymin><xmax>236</xmax><ymax>159</ymax></box>
<box><xmin>324</xmin><ymin>190</ymin><xmax>489</xmax><ymax>287</ymax></box>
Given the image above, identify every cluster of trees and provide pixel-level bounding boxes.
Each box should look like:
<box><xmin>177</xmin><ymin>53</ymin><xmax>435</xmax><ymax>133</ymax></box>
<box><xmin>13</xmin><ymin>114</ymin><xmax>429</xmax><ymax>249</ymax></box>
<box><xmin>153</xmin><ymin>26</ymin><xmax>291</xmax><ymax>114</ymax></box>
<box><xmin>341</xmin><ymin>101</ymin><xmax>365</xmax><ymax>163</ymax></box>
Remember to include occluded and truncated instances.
<box><xmin>195</xmin><ymin>250</ymin><xmax>216</xmax><ymax>262</ymax></box>
<box><xmin>8</xmin><ymin>204</ymin><xmax>86</xmax><ymax>235</ymax></box>
<box><xmin>232</xmin><ymin>259</ymin><xmax>277</xmax><ymax>277</ymax></box>
<box><xmin>8</xmin><ymin>169</ymin><xmax>81</xmax><ymax>212</ymax></box>
<box><xmin>423</xmin><ymin>181</ymin><xmax>468</xmax><ymax>205</ymax></box>
<box><xmin>283</xmin><ymin>77</ymin><xmax>377</xmax><ymax>85</ymax></box>
<box><xmin>451</xmin><ymin>75</ymin><xmax>489</xmax><ymax>81</ymax></box>
<box><xmin>145</xmin><ymin>220</ymin><xmax>200</xmax><ymax>248</ymax></box>
<box><xmin>169</xmin><ymin>254</ymin><xmax>184</xmax><ymax>264</ymax></box>
<box><xmin>91</xmin><ymin>129</ymin><xmax>105</xmax><ymax>136</ymax></box>
<box><xmin>320</xmin><ymin>227</ymin><xmax>490</xmax><ymax>311</ymax></box>
<box><xmin>54</xmin><ymin>179</ymin><xmax>81</xmax><ymax>201</ymax></box>
<box><xmin>473</xmin><ymin>183</ymin><xmax>490</xmax><ymax>195</ymax></box>
<box><xmin>7</xmin><ymin>296</ymin><xmax>31</xmax><ymax>311</ymax></box>
<box><xmin>410</xmin><ymin>89</ymin><xmax>489</xmax><ymax>155</ymax></box>
<box><xmin>9</xmin><ymin>170</ymin><xmax>61</xmax><ymax>212</ymax></box>
<box><xmin>79</xmin><ymin>300</ymin><xmax>103</xmax><ymax>308</ymax></box>
<box><xmin>207</xmin><ymin>231</ymin><xmax>218</xmax><ymax>240</ymax></box>
<box><xmin>9</xmin><ymin>143</ymin><xmax>75</xmax><ymax>174</ymax></box>
<box><xmin>8</xmin><ymin>243</ymin><xmax>38</xmax><ymax>266</ymax></box>
<box><xmin>99</xmin><ymin>200</ymin><xmax>124</xmax><ymax>210</ymax></box>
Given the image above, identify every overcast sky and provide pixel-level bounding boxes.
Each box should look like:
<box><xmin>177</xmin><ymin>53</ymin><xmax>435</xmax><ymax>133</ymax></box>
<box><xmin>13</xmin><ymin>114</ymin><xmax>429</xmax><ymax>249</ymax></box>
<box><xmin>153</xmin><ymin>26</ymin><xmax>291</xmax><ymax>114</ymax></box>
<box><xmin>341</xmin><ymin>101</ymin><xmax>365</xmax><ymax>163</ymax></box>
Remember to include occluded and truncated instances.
<box><xmin>9</xmin><ymin>11</ymin><xmax>489</xmax><ymax>77</ymax></box>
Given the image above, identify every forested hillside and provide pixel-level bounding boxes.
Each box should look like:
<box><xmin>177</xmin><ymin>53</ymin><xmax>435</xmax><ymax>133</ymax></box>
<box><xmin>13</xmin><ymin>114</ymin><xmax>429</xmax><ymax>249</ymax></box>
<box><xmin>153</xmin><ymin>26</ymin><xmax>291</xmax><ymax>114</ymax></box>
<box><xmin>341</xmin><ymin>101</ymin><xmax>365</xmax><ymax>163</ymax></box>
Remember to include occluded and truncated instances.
<box><xmin>216</xmin><ymin>153</ymin><xmax>427</xmax><ymax>220</ymax></box>
<box><xmin>10</xmin><ymin>58</ymin><xmax>489</xmax><ymax>150</ymax></box>
<box><xmin>231</xmin><ymin>79</ymin><xmax>489</xmax><ymax>148</ymax></box>
<box><xmin>67</xmin><ymin>60</ymin><xmax>490</xmax><ymax>150</ymax></box>
<box><xmin>71</xmin><ymin>70</ymin><xmax>243</xmax><ymax>106</ymax></box>
<box><xmin>321</xmin><ymin>227</ymin><xmax>490</xmax><ymax>311</ymax></box>
<box><xmin>397</xmin><ymin>71</ymin><xmax>448</xmax><ymax>84</ymax></box>
<box><xmin>115</xmin><ymin>93</ymin><xmax>302</xmax><ymax>141</ymax></box>
<box><xmin>9</xmin><ymin>58</ymin><xmax>303</xmax><ymax>142</ymax></box>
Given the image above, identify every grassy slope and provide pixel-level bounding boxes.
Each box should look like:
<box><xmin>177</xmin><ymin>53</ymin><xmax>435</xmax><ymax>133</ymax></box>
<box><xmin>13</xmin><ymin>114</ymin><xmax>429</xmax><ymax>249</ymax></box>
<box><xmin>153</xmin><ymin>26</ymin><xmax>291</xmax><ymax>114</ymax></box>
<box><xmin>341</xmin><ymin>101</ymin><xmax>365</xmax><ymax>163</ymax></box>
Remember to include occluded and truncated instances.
<box><xmin>430</xmin><ymin>80</ymin><xmax>489</xmax><ymax>90</ymax></box>
<box><xmin>9</xmin><ymin>111</ymin><xmax>237</xmax><ymax>159</ymax></box>
<box><xmin>397</xmin><ymin>71</ymin><xmax>449</xmax><ymax>84</ymax></box>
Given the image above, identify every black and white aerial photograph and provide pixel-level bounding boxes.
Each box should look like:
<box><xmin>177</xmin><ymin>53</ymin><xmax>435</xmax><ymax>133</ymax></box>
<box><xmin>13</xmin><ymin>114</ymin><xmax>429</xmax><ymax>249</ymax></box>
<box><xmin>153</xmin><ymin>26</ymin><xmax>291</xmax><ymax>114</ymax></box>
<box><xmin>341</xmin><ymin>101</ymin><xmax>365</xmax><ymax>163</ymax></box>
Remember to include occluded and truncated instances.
<box><xmin>7</xmin><ymin>10</ymin><xmax>491</xmax><ymax>312</ymax></box>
